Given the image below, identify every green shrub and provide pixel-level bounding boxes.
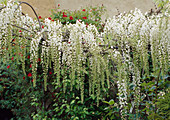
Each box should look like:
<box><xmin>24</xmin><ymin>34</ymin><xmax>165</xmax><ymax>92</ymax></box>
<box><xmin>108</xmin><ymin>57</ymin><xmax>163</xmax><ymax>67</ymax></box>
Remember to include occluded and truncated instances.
<box><xmin>155</xmin><ymin>88</ymin><xmax>170</xmax><ymax>119</ymax></box>
<box><xmin>50</xmin><ymin>4</ymin><xmax>106</xmax><ymax>32</ymax></box>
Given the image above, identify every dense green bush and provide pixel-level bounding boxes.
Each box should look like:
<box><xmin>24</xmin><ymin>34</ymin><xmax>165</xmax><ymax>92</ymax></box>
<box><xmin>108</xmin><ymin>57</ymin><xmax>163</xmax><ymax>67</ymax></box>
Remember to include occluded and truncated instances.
<box><xmin>50</xmin><ymin>4</ymin><xmax>106</xmax><ymax>32</ymax></box>
<box><xmin>154</xmin><ymin>88</ymin><xmax>170</xmax><ymax>119</ymax></box>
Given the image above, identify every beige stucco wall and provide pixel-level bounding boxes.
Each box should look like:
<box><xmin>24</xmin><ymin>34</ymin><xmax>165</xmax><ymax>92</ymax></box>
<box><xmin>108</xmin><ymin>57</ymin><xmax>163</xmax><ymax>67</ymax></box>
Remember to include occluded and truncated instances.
<box><xmin>19</xmin><ymin>0</ymin><xmax>55</xmax><ymax>18</ymax></box>
<box><xmin>20</xmin><ymin>0</ymin><xmax>155</xmax><ymax>19</ymax></box>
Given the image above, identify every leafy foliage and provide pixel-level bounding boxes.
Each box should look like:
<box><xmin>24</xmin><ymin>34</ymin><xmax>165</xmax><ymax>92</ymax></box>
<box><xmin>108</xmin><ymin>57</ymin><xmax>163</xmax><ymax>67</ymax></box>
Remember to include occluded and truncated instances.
<box><xmin>155</xmin><ymin>88</ymin><xmax>170</xmax><ymax>119</ymax></box>
<box><xmin>50</xmin><ymin>4</ymin><xmax>106</xmax><ymax>32</ymax></box>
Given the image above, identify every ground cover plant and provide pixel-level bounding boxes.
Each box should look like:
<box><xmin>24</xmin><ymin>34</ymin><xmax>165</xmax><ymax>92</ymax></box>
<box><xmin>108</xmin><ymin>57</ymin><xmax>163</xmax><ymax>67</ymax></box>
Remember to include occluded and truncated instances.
<box><xmin>0</xmin><ymin>0</ymin><xmax>169</xmax><ymax>119</ymax></box>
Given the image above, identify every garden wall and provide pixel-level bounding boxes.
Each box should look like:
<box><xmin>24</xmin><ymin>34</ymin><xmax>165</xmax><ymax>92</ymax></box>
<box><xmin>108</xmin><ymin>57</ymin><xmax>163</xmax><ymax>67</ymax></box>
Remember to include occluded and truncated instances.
<box><xmin>20</xmin><ymin>0</ymin><xmax>154</xmax><ymax>19</ymax></box>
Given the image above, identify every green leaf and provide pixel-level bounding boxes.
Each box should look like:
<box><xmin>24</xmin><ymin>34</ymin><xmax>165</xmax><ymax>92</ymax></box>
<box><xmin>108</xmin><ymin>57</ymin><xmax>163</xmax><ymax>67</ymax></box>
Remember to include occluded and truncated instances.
<box><xmin>71</xmin><ymin>100</ymin><xmax>75</xmax><ymax>104</ymax></box>
<box><xmin>103</xmin><ymin>101</ymin><xmax>109</xmax><ymax>104</ymax></box>
<box><xmin>109</xmin><ymin>99</ymin><xmax>115</xmax><ymax>105</ymax></box>
<box><xmin>75</xmin><ymin>97</ymin><xmax>79</xmax><ymax>99</ymax></box>
<box><xmin>104</xmin><ymin>107</ymin><xmax>109</xmax><ymax>110</ymax></box>
<box><xmin>150</xmin><ymin>86</ymin><xmax>156</xmax><ymax>91</ymax></box>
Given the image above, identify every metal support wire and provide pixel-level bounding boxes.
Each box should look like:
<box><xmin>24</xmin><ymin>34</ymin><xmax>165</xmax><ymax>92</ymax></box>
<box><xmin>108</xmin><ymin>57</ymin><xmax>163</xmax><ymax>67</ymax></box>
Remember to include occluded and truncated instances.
<box><xmin>0</xmin><ymin>1</ymin><xmax>42</xmax><ymax>32</ymax></box>
<box><xmin>15</xmin><ymin>1</ymin><xmax>42</xmax><ymax>32</ymax></box>
<box><xmin>0</xmin><ymin>1</ymin><xmax>46</xmax><ymax>41</ymax></box>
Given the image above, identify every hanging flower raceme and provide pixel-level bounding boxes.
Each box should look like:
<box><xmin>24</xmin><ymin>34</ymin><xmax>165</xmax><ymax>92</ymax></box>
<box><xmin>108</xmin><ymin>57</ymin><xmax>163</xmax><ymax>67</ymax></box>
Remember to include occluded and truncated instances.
<box><xmin>30</xmin><ymin>32</ymin><xmax>43</xmax><ymax>87</ymax></box>
<box><xmin>103</xmin><ymin>8</ymin><xmax>170</xmax><ymax>118</ymax></box>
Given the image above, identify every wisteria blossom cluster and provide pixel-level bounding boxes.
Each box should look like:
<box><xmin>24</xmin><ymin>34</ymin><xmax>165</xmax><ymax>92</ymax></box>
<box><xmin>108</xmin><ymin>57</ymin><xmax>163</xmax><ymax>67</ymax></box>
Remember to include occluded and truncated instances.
<box><xmin>104</xmin><ymin>8</ymin><xmax>169</xmax><ymax>118</ymax></box>
<box><xmin>0</xmin><ymin>1</ymin><xmax>169</xmax><ymax>119</ymax></box>
<box><xmin>0</xmin><ymin>0</ymin><xmax>39</xmax><ymax>76</ymax></box>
